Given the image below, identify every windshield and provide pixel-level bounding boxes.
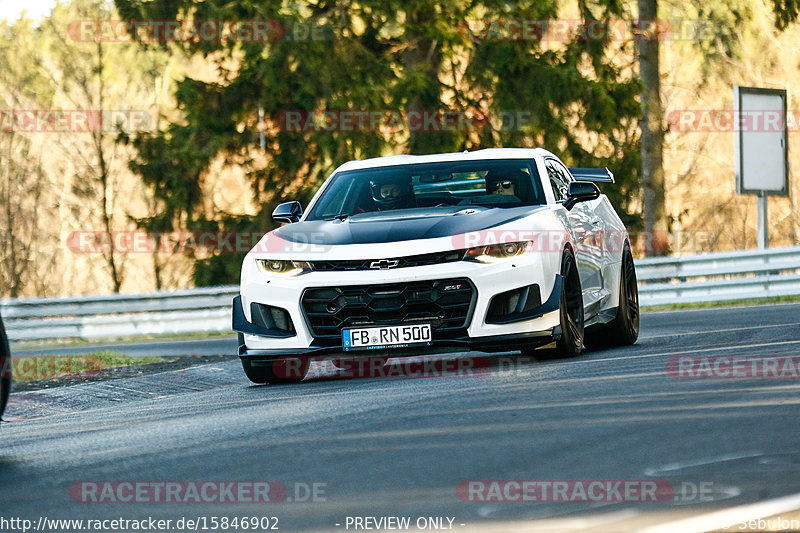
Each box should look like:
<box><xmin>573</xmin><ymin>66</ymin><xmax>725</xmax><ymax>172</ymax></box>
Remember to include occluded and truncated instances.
<box><xmin>306</xmin><ymin>159</ymin><xmax>545</xmax><ymax>220</ymax></box>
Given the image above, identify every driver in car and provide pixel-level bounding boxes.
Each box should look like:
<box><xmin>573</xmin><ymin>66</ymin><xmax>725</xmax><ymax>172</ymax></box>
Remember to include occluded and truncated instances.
<box><xmin>370</xmin><ymin>176</ymin><xmax>416</xmax><ymax>210</ymax></box>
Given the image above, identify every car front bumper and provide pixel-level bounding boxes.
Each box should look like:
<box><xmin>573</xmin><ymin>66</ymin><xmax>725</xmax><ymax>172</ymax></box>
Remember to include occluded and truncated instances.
<box><xmin>234</xmin><ymin>252</ymin><xmax>563</xmax><ymax>361</ymax></box>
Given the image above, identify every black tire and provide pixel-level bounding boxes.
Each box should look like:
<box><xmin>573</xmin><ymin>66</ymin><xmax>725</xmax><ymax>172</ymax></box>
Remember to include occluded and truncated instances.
<box><xmin>0</xmin><ymin>315</ymin><xmax>11</xmax><ymax>420</ymax></box>
<box><xmin>584</xmin><ymin>245</ymin><xmax>639</xmax><ymax>349</ymax></box>
<box><xmin>555</xmin><ymin>251</ymin><xmax>585</xmax><ymax>357</ymax></box>
<box><xmin>241</xmin><ymin>357</ymin><xmax>310</xmax><ymax>384</ymax></box>
<box><xmin>238</xmin><ymin>332</ymin><xmax>310</xmax><ymax>384</ymax></box>
<box><xmin>523</xmin><ymin>250</ymin><xmax>584</xmax><ymax>360</ymax></box>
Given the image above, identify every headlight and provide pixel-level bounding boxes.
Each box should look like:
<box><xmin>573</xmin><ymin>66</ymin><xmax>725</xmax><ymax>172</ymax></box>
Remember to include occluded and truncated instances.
<box><xmin>257</xmin><ymin>259</ymin><xmax>311</xmax><ymax>277</ymax></box>
<box><xmin>464</xmin><ymin>241</ymin><xmax>533</xmax><ymax>263</ymax></box>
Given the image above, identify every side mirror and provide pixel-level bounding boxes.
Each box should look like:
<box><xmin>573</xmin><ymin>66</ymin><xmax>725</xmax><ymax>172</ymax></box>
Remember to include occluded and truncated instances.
<box><xmin>564</xmin><ymin>181</ymin><xmax>600</xmax><ymax>210</ymax></box>
<box><xmin>272</xmin><ymin>201</ymin><xmax>303</xmax><ymax>224</ymax></box>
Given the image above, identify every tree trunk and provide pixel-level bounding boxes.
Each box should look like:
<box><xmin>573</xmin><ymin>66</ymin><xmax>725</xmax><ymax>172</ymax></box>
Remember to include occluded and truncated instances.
<box><xmin>638</xmin><ymin>0</ymin><xmax>669</xmax><ymax>255</ymax></box>
<box><xmin>94</xmin><ymin>41</ymin><xmax>123</xmax><ymax>293</ymax></box>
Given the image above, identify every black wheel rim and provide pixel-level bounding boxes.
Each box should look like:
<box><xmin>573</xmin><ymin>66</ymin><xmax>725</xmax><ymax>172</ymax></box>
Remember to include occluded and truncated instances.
<box><xmin>563</xmin><ymin>256</ymin><xmax>584</xmax><ymax>344</ymax></box>
<box><xmin>624</xmin><ymin>251</ymin><xmax>639</xmax><ymax>335</ymax></box>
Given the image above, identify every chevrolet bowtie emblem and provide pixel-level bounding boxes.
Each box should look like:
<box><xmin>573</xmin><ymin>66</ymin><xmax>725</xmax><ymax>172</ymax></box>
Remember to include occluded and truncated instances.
<box><xmin>370</xmin><ymin>259</ymin><xmax>399</xmax><ymax>270</ymax></box>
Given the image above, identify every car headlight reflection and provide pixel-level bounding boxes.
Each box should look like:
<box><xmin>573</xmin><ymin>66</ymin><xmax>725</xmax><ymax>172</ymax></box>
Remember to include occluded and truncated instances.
<box><xmin>464</xmin><ymin>241</ymin><xmax>533</xmax><ymax>263</ymax></box>
<box><xmin>257</xmin><ymin>259</ymin><xmax>311</xmax><ymax>276</ymax></box>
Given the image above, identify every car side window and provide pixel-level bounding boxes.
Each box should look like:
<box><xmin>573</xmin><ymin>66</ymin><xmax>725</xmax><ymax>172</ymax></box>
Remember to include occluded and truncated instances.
<box><xmin>553</xmin><ymin>161</ymin><xmax>577</xmax><ymax>204</ymax></box>
<box><xmin>545</xmin><ymin>160</ymin><xmax>569</xmax><ymax>202</ymax></box>
<box><xmin>553</xmin><ymin>161</ymin><xmax>575</xmax><ymax>185</ymax></box>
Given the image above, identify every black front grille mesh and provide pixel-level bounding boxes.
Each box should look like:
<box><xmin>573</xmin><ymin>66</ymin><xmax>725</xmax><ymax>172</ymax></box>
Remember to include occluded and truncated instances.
<box><xmin>301</xmin><ymin>278</ymin><xmax>474</xmax><ymax>342</ymax></box>
<box><xmin>307</xmin><ymin>250</ymin><xmax>465</xmax><ymax>272</ymax></box>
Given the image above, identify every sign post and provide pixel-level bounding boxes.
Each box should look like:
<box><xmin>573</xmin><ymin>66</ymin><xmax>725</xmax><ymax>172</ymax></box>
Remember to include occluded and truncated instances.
<box><xmin>757</xmin><ymin>191</ymin><xmax>769</xmax><ymax>249</ymax></box>
<box><xmin>733</xmin><ymin>86</ymin><xmax>789</xmax><ymax>249</ymax></box>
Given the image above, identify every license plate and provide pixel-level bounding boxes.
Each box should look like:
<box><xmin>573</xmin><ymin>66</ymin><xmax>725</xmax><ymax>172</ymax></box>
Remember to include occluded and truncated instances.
<box><xmin>342</xmin><ymin>324</ymin><xmax>432</xmax><ymax>351</ymax></box>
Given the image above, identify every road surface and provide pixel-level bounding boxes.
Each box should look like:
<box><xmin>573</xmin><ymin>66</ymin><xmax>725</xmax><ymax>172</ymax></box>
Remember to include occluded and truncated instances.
<box><xmin>2</xmin><ymin>303</ymin><xmax>800</xmax><ymax>532</ymax></box>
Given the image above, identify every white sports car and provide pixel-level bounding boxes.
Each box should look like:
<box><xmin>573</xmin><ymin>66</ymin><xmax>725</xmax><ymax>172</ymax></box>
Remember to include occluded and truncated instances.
<box><xmin>233</xmin><ymin>148</ymin><xmax>639</xmax><ymax>383</ymax></box>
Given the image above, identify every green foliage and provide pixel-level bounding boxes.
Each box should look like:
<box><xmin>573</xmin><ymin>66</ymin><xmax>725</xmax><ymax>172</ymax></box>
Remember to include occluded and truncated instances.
<box><xmin>115</xmin><ymin>0</ymin><xmax>645</xmax><ymax>285</ymax></box>
<box><xmin>771</xmin><ymin>0</ymin><xmax>800</xmax><ymax>29</ymax></box>
<box><xmin>191</xmin><ymin>214</ymin><xmax>264</xmax><ymax>286</ymax></box>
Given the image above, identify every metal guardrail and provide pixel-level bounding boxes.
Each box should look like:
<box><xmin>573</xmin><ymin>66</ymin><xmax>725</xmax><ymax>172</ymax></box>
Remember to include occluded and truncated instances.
<box><xmin>2</xmin><ymin>246</ymin><xmax>799</xmax><ymax>342</ymax></box>
<box><xmin>635</xmin><ymin>245</ymin><xmax>800</xmax><ymax>306</ymax></box>
<box><xmin>1</xmin><ymin>287</ymin><xmax>238</xmax><ymax>342</ymax></box>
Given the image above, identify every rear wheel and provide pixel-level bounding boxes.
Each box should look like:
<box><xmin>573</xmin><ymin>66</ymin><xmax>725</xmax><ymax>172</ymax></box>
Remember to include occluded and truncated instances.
<box><xmin>523</xmin><ymin>250</ymin><xmax>584</xmax><ymax>360</ymax></box>
<box><xmin>585</xmin><ymin>245</ymin><xmax>639</xmax><ymax>349</ymax></box>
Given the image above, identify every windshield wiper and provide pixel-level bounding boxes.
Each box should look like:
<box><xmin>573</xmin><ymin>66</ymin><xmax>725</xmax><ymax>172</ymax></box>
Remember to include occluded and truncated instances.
<box><xmin>320</xmin><ymin>213</ymin><xmax>351</xmax><ymax>221</ymax></box>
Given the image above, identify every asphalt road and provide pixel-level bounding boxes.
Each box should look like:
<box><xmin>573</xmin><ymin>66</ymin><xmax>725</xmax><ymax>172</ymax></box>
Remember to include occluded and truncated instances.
<box><xmin>2</xmin><ymin>303</ymin><xmax>800</xmax><ymax>532</ymax></box>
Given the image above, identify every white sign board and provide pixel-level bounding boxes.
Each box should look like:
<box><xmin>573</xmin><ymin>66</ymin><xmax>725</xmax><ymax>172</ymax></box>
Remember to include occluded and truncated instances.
<box><xmin>734</xmin><ymin>86</ymin><xmax>789</xmax><ymax>196</ymax></box>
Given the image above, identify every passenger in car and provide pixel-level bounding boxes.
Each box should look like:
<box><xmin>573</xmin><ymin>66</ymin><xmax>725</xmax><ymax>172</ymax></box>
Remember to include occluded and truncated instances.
<box><xmin>486</xmin><ymin>170</ymin><xmax>522</xmax><ymax>199</ymax></box>
<box><xmin>489</xmin><ymin>178</ymin><xmax>517</xmax><ymax>196</ymax></box>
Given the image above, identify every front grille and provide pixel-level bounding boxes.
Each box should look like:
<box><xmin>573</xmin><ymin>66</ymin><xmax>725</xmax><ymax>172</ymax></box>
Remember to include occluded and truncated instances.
<box><xmin>301</xmin><ymin>278</ymin><xmax>475</xmax><ymax>343</ymax></box>
<box><xmin>307</xmin><ymin>250</ymin><xmax>466</xmax><ymax>272</ymax></box>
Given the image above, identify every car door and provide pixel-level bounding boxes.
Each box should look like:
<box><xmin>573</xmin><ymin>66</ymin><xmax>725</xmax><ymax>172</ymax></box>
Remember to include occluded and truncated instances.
<box><xmin>545</xmin><ymin>158</ymin><xmax>604</xmax><ymax>310</ymax></box>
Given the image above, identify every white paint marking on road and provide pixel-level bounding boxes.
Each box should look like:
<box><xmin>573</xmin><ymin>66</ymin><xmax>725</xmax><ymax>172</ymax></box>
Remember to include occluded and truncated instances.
<box><xmin>532</xmin><ymin>509</ymin><xmax>641</xmax><ymax>531</ymax></box>
<box><xmin>639</xmin><ymin>321</ymin><xmax>800</xmax><ymax>340</ymax></box>
<box><xmin>477</xmin><ymin>505</ymin><xmax>498</xmax><ymax>518</ymax></box>
<box><xmin>644</xmin><ymin>301</ymin><xmax>800</xmax><ymax>315</ymax></box>
<box><xmin>636</xmin><ymin>491</ymin><xmax>800</xmax><ymax>533</ymax></box>
<box><xmin>509</xmin><ymin>509</ymin><xmax>642</xmax><ymax>531</ymax></box>
<box><xmin>423</xmin><ymin>398</ymin><xmax>800</xmax><ymax>424</ymax></box>
<box><xmin>567</xmin><ymin>340</ymin><xmax>800</xmax><ymax>366</ymax></box>
<box><xmin>644</xmin><ymin>452</ymin><xmax>764</xmax><ymax>476</ymax></box>
<box><xmin>475</xmin><ymin>506</ymin><xmax>640</xmax><ymax>531</ymax></box>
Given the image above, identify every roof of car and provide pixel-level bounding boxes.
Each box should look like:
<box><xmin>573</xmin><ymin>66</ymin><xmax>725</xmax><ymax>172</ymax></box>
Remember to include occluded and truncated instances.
<box><xmin>334</xmin><ymin>148</ymin><xmax>554</xmax><ymax>173</ymax></box>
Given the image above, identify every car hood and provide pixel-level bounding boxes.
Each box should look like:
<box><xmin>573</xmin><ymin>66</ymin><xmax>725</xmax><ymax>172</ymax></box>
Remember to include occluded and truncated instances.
<box><xmin>273</xmin><ymin>205</ymin><xmax>546</xmax><ymax>245</ymax></box>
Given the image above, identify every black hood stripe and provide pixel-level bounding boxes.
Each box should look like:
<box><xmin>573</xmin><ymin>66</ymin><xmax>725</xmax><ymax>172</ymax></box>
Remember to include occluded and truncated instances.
<box><xmin>273</xmin><ymin>206</ymin><xmax>544</xmax><ymax>245</ymax></box>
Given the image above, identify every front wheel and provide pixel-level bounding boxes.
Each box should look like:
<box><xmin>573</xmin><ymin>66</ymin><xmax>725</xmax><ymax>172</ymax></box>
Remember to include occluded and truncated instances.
<box><xmin>555</xmin><ymin>251</ymin><xmax>585</xmax><ymax>357</ymax></box>
<box><xmin>241</xmin><ymin>357</ymin><xmax>310</xmax><ymax>384</ymax></box>
<box><xmin>523</xmin><ymin>250</ymin><xmax>584</xmax><ymax>360</ymax></box>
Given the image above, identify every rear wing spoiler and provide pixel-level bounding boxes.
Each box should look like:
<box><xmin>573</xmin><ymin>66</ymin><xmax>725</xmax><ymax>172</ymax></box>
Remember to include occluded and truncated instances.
<box><xmin>568</xmin><ymin>167</ymin><xmax>615</xmax><ymax>183</ymax></box>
